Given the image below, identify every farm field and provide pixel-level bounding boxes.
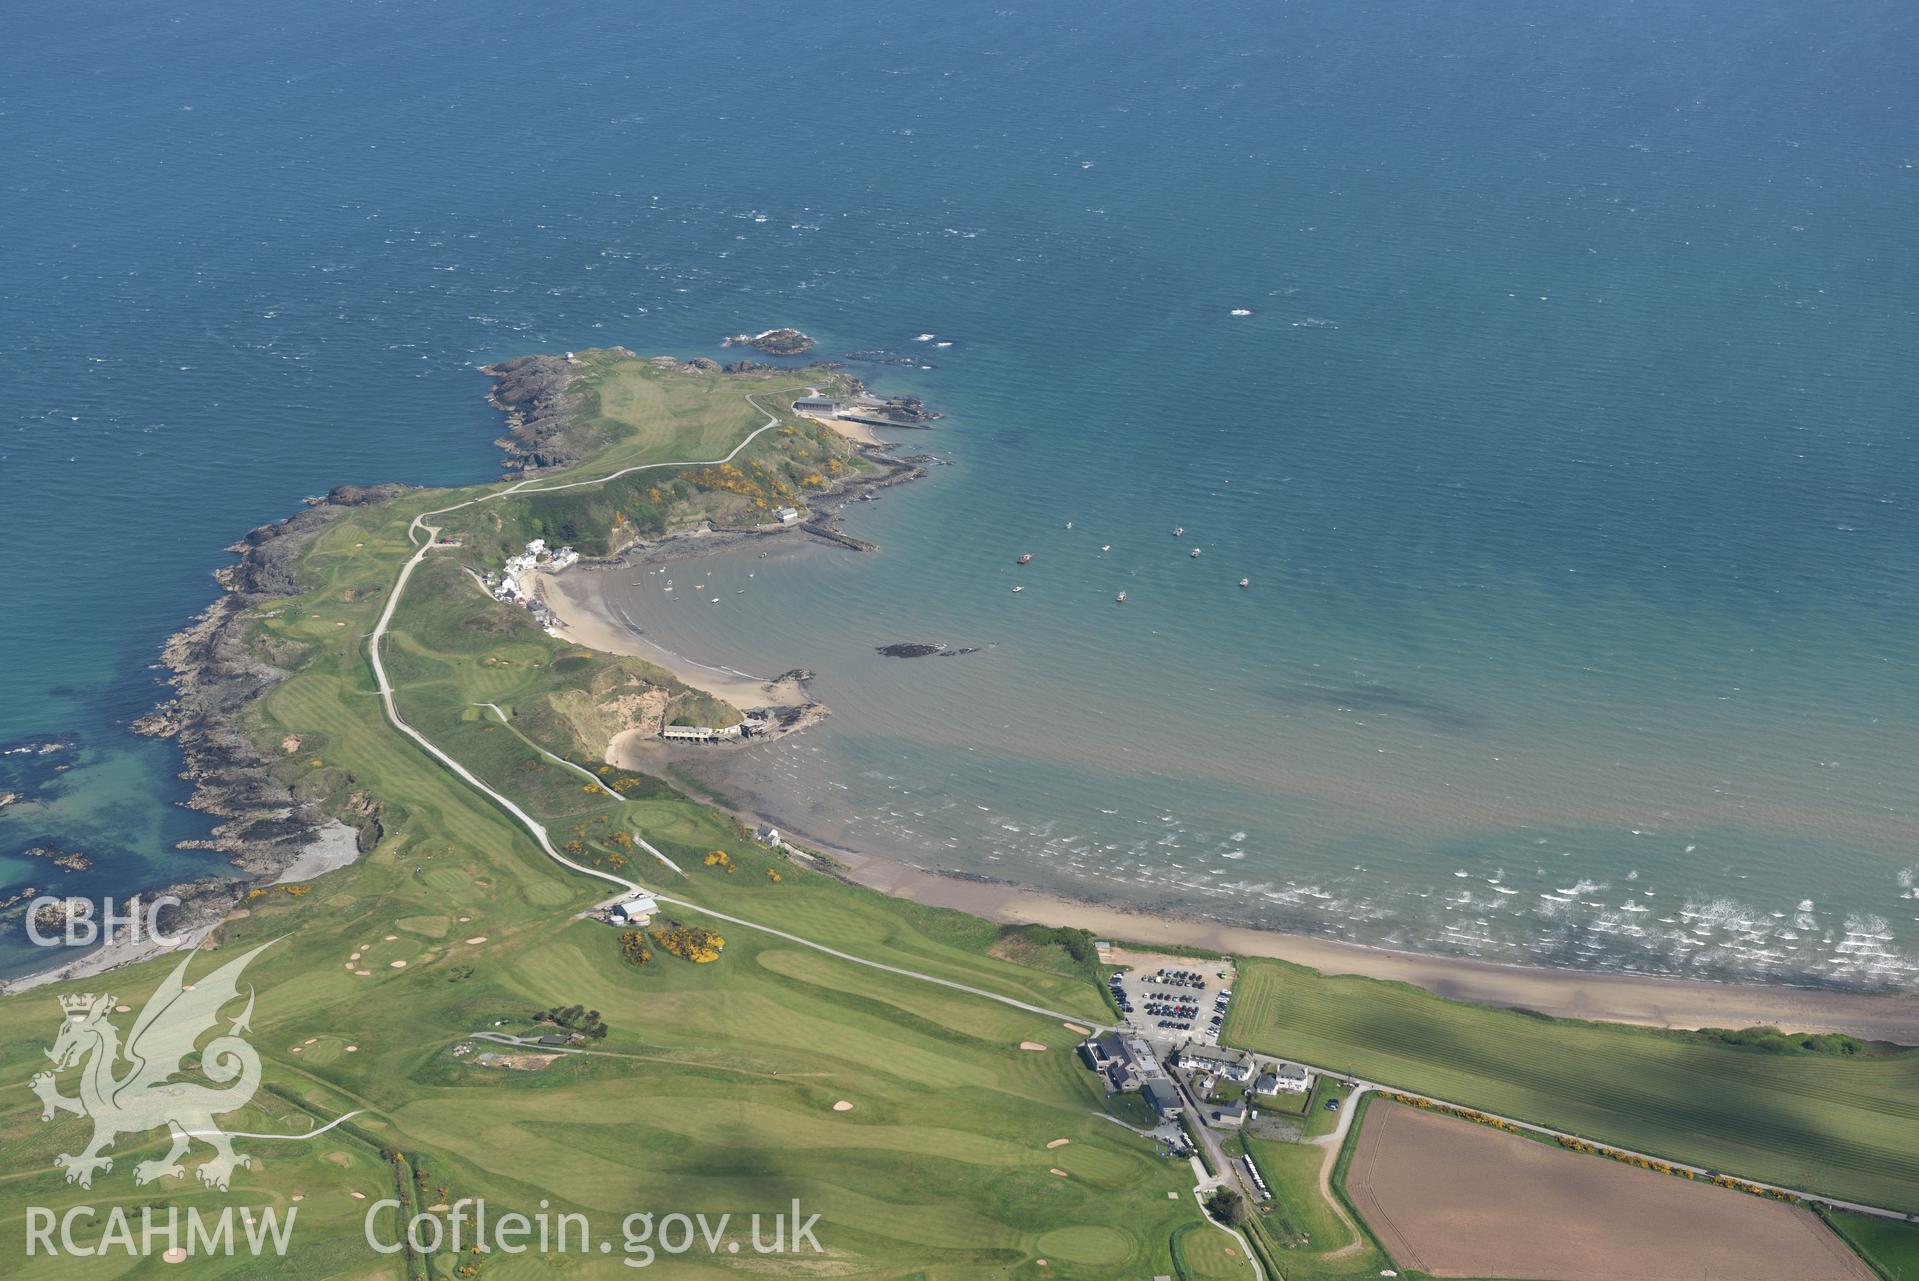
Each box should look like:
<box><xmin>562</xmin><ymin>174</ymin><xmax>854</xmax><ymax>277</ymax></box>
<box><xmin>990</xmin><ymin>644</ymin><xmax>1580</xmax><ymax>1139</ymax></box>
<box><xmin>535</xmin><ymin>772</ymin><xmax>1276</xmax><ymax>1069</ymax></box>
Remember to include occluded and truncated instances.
<box><xmin>1226</xmin><ymin>957</ymin><xmax>1919</xmax><ymax>1210</ymax></box>
<box><xmin>1343</xmin><ymin>1100</ymin><xmax>1875</xmax><ymax>1281</ymax></box>
<box><xmin>1826</xmin><ymin>1211</ymin><xmax>1919</xmax><ymax>1280</ymax></box>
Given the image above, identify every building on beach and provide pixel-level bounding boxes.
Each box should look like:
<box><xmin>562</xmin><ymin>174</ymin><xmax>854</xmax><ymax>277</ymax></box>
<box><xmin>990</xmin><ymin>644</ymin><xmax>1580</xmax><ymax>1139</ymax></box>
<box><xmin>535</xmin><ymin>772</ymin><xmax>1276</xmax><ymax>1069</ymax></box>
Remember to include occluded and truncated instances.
<box><xmin>660</xmin><ymin>724</ymin><xmax>716</xmax><ymax>742</ymax></box>
<box><xmin>772</xmin><ymin>506</ymin><xmax>803</xmax><ymax>525</ymax></box>
<box><xmin>792</xmin><ymin>396</ymin><xmax>841</xmax><ymax>417</ymax></box>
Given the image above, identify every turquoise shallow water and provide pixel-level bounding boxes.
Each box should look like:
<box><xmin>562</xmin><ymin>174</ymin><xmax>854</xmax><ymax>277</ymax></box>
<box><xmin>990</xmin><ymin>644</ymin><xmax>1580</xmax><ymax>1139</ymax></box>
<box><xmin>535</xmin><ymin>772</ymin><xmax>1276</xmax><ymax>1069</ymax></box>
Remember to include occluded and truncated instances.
<box><xmin>2</xmin><ymin>0</ymin><xmax>1915</xmax><ymax>983</ymax></box>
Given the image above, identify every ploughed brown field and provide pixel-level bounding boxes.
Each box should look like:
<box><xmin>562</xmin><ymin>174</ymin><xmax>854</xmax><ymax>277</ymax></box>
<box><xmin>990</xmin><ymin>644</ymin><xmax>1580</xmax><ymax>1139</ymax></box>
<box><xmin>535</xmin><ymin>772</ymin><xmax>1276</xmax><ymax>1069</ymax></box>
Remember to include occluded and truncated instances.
<box><xmin>1345</xmin><ymin>1101</ymin><xmax>1875</xmax><ymax>1281</ymax></box>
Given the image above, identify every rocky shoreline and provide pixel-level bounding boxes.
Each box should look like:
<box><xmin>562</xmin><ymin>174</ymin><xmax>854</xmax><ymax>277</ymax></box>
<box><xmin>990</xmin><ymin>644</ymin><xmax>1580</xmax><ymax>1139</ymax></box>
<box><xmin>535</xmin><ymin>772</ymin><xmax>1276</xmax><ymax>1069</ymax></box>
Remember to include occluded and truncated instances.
<box><xmin>537</xmin><ymin>428</ymin><xmax>935</xmax><ymax>758</ymax></box>
<box><xmin>88</xmin><ymin>483</ymin><xmax>408</xmax><ymax>964</ymax></box>
<box><xmin>43</xmin><ymin>343</ymin><xmax>930</xmax><ymax>988</ymax></box>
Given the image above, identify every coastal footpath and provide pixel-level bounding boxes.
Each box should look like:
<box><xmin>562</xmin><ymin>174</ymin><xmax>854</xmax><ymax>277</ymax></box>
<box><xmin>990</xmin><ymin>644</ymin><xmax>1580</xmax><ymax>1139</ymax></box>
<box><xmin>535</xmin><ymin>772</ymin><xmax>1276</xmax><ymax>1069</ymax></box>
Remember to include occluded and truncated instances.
<box><xmin>0</xmin><ymin>344</ymin><xmax>1913</xmax><ymax>1276</ymax></box>
<box><xmin>78</xmin><ymin>348</ymin><xmax>912</xmax><ymax>983</ymax></box>
<box><xmin>62</xmin><ymin>345</ymin><xmax>1919</xmax><ymax>1045</ymax></box>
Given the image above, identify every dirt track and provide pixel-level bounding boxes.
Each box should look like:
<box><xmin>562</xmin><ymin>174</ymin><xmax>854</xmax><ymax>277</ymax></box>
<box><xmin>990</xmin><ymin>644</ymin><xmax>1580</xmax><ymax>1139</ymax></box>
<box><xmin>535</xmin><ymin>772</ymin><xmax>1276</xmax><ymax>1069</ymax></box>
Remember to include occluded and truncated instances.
<box><xmin>1345</xmin><ymin>1101</ymin><xmax>1875</xmax><ymax>1281</ymax></box>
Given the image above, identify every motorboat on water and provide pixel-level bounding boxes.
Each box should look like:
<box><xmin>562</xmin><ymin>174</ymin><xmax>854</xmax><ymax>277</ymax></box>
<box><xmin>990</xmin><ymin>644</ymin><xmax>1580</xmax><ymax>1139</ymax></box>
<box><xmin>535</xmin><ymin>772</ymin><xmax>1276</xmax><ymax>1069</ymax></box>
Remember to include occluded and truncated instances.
<box><xmin>1115</xmin><ymin>591</ymin><xmax>1127</xmax><ymax>603</ymax></box>
<box><xmin>1101</xmin><ymin>544</ymin><xmax>1111</xmax><ymax>552</ymax></box>
<box><xmin>1172</xmin><ymin>527</ymin><xmax>1184</xmax><ymax>537</ymax></box>
<box><xmin>1012</xmin><ymin>585</ymin><xmax>1023</xmax><ymax>593</ymax></box>
<box><xmin>1239</xmin><ymin>577</ymin><xmax>1250</xmax><ymax>588</ymax></box>
<box><xmin>1017</xmin><ymin>552</ymin><xmax>1033</xmax><ymax>565</ymax></box>
<box><xmin>1190</xmin><ymin>547</ymin><xmax>1202</xmax><ymax>558</ymax></box>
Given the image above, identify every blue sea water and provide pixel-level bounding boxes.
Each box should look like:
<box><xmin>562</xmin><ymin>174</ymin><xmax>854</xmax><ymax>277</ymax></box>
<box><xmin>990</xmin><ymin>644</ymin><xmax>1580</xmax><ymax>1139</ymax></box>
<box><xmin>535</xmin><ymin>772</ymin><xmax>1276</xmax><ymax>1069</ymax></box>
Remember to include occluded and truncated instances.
<box><xmin>3</xmin><ymin>0</ymin><xmax>1915</xmax><ymax>984</ymax></box>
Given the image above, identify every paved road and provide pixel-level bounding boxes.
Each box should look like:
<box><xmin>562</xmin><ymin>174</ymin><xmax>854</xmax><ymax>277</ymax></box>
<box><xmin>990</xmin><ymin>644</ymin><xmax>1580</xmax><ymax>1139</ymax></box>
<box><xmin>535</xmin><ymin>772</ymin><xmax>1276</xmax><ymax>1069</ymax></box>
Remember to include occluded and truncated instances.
<box><xmin>474</xmin><ymin>702</ymin><xmax>683</xmax><ymax>874</ymax></box>
<box><xmin>366</xmin><ymin>393</ymin><xmax>1106</xmax><ymax>1032</ymax></box>
<box><xmin>367</xmin><ymin>392</ymin><xmax>1913</xmax><ymax>1230</ymax></box>
<box><xmin>1182</xmin><ymin>1151</ymin><xmax>1268</xmax><ymax>1281</ymax></box>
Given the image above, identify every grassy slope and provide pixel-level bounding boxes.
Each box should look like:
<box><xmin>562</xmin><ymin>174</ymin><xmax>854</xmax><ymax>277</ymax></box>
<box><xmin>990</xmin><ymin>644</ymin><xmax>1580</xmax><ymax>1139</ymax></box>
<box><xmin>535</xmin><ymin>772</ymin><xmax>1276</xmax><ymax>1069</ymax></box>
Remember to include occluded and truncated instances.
<box><xmin>1226</xmin><ymin>957</ymin><xmax>1919</xmax><ymax>1212</ymax></box>
<box><xmin>1170</xmin><ymin>1220</ymin><xmax>1259</xmax><ymax>1280</ymax></box>
<box><xmin>0</xmin><ymin>355</ymin><xmax>1203</xmax><ymax>1280</ymax></box>
<box><xmin>1827</xmin><ymin>1211</ymin><xmax>1919</xmax><ymax>1280</ymax></box>
<box><xmin>446</xmin><ymin>354</ymin><xmax>868</xmax><ymax>560</ymax></box>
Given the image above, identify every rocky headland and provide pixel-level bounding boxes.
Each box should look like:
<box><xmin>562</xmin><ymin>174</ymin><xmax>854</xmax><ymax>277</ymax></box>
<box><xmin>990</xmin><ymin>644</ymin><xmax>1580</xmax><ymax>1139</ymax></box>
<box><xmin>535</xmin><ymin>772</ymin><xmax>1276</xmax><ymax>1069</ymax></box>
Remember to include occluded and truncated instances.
<box><xmin>128</xmin><ymin>482</ymin><xmax>405</xmax><ymax>924</ymax></box>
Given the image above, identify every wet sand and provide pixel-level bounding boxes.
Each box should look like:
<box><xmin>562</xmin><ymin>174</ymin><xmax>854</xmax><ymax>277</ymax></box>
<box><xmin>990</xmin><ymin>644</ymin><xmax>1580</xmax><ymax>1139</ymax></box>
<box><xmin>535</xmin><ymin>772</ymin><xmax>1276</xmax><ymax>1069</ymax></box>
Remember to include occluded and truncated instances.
<box><xmin>541</xmin><ymin>566</ymin><xmax>809</xmax><ymax>712</ymax></box>
<box><xmin>821</xmin><ymin>840</ymin><xmax>1919</xmax><ymax>1042</ymax></box>
<box><xmin>550</xmin><ymin>509</ymin><xmax>1919</xmax><ymax>1046</ymax></box>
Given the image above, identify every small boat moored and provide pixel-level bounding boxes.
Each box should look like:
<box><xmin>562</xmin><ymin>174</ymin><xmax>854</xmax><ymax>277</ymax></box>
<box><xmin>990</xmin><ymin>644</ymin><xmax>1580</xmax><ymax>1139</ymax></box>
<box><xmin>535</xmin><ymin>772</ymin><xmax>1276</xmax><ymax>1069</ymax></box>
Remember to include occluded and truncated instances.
<box><xmin>1172</xmin><ymin>527</ymin><xmax>1184</xmax><ymax>537</ymax></box>
<box><xmin>1012</xmin><ymin>585</ymin><xmax>1023</xmax><ymax>593</ymax></box>
<box><xmin>1017</xmin><ymin>552</ymin><xmax>1033</xmax><ymax>565</ymax></box>
<box><xmin>1100</xmin><ymin>544</ymin><xmax>1111</xmax><ymax>552</ymax></box>
<box><xmin>1190</xmin><ymin>547</ymin><xmax>1202</xmax><ymax>558</ymax></box>
<box><xmin>1239</xmin><ymin>577</ymin><xmax>1250</xmax><ymax>588</ymax></box>
<box><xmin>1115</xmin><ymin>591</ymin><xmax>1127</xmax><ymax>603</ymax></box>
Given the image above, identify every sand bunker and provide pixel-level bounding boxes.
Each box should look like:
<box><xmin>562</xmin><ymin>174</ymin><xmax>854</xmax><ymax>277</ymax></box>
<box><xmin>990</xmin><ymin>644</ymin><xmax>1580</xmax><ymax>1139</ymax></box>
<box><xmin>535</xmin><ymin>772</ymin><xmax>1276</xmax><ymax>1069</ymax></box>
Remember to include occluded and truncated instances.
<box><xmin>1046</xmin><ymin>1138</ymin><xmax>1070</xmax><ymax>1149</ymax></box>
<box><xmin>1062</xmin><ymin>1022</ymin><xmax>1091</xmax><ymax>1035</ymax></box>
<box><xmin>465</xmin><ymin>936</ymin><xmax>487</xmax><ymax>944</ymax></box>
<box><xmin>389</xmin><ymin>960</ymin><xmax>406</xmax><ymax>968</ymax></box>
<box><xmin>1049</xmin><ymin>1168</ymin><xmax>1069</xmax><ymax>1178</ymax></box>
<box><xmin>162</xmin><ymin>1247</ymin><xmax>187</xmax><ymax>1264</ymax></box>
<box><xmin>1020</xmin><ymin>1041</ymin><xmax>1048</xmax><ymax>1051</ymax></box>
<box><xmin>832</xmin><ymin>1100</ymin><xmax>854</xmax><ymax>1112</ymax></box>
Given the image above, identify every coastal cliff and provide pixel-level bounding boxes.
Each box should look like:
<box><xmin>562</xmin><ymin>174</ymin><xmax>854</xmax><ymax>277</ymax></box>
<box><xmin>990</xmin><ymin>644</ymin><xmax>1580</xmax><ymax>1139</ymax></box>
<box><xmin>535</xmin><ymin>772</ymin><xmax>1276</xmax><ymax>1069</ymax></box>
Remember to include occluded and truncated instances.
<box><xmin>485</xmin><ymin>353</ymin><xmax>591</xmax><ymax>472</ymax></box>
<box><xmin>104</xmin><ymin>345</ymin><xmax>935</xmax><ymax>980</ymax></box>
<box><xmin>135</xmin><ymin>484</ymin><xmax>404</xmax><ymax>882</ymax></box>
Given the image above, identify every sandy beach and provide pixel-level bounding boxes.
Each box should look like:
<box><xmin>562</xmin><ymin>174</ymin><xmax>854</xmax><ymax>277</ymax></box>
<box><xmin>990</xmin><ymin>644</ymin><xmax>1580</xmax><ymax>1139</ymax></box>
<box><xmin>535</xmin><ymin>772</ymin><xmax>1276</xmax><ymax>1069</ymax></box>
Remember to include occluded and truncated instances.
<box><xmin>541</xmin><ymin>565</ymin><xmax>812</xmax><ymax>712</ymax></box>
<box><xmin>800</xmin><ymin>410</ymin><xmax>889</xmax><ymax>447</ymax></box>
<box><xmin>537</xmin><ymin>477</ymin><xmax>1919</xmax><ymax>1046</ymax></box>
<box><xmin>817</xmin><ymin>840</ymin><xmax>1919</xmax><ymax>1043</ymax></box>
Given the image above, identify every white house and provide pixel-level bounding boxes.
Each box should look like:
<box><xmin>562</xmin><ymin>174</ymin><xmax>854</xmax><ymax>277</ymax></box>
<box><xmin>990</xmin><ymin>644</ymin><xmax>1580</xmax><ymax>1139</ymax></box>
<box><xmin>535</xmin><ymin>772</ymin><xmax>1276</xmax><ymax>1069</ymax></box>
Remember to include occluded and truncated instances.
<box><xmin>772</xmin><ymin>506</ymin><xmax>802</xmax><ymax>526</ymax></box>
<box><xmin>755</xmin><ymin>824</ymin><xmax>782</xmax><ymax>847</ymax></box>
<box><xmin>660</xmin><ymin>724</ymin><xmax>715</xmax><ymax>742</ymax></box>
<box><xmin>1181</xmin><ymin>1046</ymin><xmax>1255</xmax><ymax>1083</ymax></box>
<box><xmin>1256</xmin><ymin>1063</ymin><xmax>1312</xmax><ymax>1095</ymax></box>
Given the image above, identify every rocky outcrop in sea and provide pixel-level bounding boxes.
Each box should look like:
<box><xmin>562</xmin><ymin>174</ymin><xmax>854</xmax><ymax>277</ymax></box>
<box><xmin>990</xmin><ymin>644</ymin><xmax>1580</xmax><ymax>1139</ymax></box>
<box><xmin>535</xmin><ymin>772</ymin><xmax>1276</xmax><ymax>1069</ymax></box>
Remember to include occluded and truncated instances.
<box><xmin>721</xmin><ymin>327</ymin><xmax>815</xmax><ymax>357</ymax></box>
